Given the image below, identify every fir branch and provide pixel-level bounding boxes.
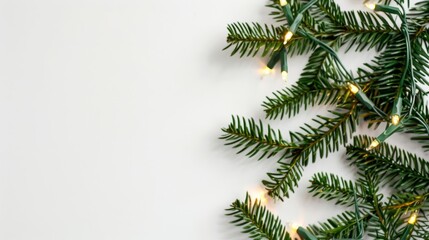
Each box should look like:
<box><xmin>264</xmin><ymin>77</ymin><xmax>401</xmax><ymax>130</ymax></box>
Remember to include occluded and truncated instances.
<box><xmin>226</xmin><ymin>193</ymin><xmax>291</xmax><ymax>240</ymax></box>
<box><xmin>316</xmin><ymin>0</ymin><xmax>344</xmax><ymax>27</ymax></box>
<box><xmin>225</xmin><ymin>22</ymin><xmax>283</xmax><ymax>57</ymax></box>
<box><xmin>308</xmin><ymin>172</ymin><xmax>368</xmax><ymax>206</ymax></box>
<box><xmin>264</xmin><ymin>102</ymin><xmax>358</xmax><ymax>199</ymax></box>
<box><xmin>263</xmin><ymin>159</ymin><xmax>304</xmax><ymax>199</ymax></box>
<box><xmin>307</xmin><ymin>211</ymin><xmax>369</xmax><ymax>239</ymax></box>
<box><xmin>347</xmin><ymin>135</ymin><xmax>429</xmax><ymax>191</ymax></box>
<box><xmin>408</xmin><ymin>0</ymin><xmax>429</xmax><ymax>34</ymax></box>
<box><xmin>220</xmin><ymin>116</ymin><xmax>298</xmax><ymax>160</ymax></box>
<box><xmin>366</xmin><ymin>209</ymin><xmax>404</xmax><ymax>240</ymax></box>
<box><xmin>298</xmin><ymin>46</ymin><xmax>339</xmax><ymax>88</ymax></box>
<box><xmin>262</xmin><ymin>84</ymin><xmax>347</xmax><ymax>120</ymax></box>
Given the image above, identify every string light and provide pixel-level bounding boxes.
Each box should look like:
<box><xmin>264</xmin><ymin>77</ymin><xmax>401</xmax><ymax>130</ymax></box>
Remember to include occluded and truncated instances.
<box><xmin>391</xmin><ymin>114</ymin><xmax>400</xmax><ymax>125</ymax></box>
<box><xmin>262</xmin><ymin>66</ymin><xmax>273</xmax><ymax>76</ymax></box>
<box><xmin>280</xmin><ymin>48</ymin><xmax>288</xmax><ymax>81</ymax></box>
<box><xmin>279</xmin><ymin>0</ymin><xmax>288</xmax><ymax>6</ymax></box>
<box><xmin>290</xmin><ymin>223</ymin><xmax>299</xmax><ymax>233</ymax></box>
<box><xmin>297</xmin><ymin>225</ymin><xmax>318</xmax><ymax>240</ymax></box>
<box><xmin>367</xmin><ymin>139</ymin><xmax>380</xmax><ymax>150</ymax></box>
<box><xmin>348</xmin><ymin>83</ymin><xmax>359</xmax><ymax>94</ymax></box>
<box><xmin>408</xmin><ymin>212</ymin><xmax>418</xmax><ymax>225</ymax></box>
<box><xmin>283</xmin><ymin>31</ymin><xmax>293</xmax><ymax>45</ymax></box>
<box><xmin>282</xmin><ymin>71</ymin><xmax>288</xmax><ymax>81</ymax></box>
<box><xmin>365</xmin><ymin>2</ymin><xmax>376</xmax><ymax>10</ymax></box>
<box><xmin>249</xmin><ymin>188</ymin><xmax>268</xmax><ymax>205</ymax></box>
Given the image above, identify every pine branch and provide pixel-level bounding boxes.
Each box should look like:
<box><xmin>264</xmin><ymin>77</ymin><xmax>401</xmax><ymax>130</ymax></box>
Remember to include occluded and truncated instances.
<box><xmin>308</xmin><ymin>172</ymin><xmax>368</xmax><ymax>206</ymax></box>
<box><xmin>220</xmin><ymin>116</ymin><xmax>298</xmax><ymax>160</ymax></box>
<box><xmin>307</xmin><ymin>211</ymin><xmax>369</xmax><ymax>239</ymax></box>
<box><xmin>347</xmin><ymin>135</ymin><xmax>429</xmax><ymax>192</ymax></box>
<box><xmin>263</xmin><ymin>159</ymin><xmax>304</xmax><ymax>199</ymax></box>
<box><xmin>408</xmin><ymin>0</ymin><xmax>429</xmax><ymax>34</ymax></box>
<box><xmin>264</xmin><ymin>102</ymin><xmax>358</xmax><ymax>199</ymax></box>
<box><xmin>226</xmin><ymin>193</ymin><xmax>291</xmax><ymax>240</ymax></box>
<box><xmin>262</xmin><ymin>84</ymin><xmax>347</xmax><ymax>120</ymax></box>
<box><xmin>298</xmin><ymin>46</ymin><xmax>340</xmax><ymax>88</ymax></box>
<box><xmin>366</xmin><ymin>209</ymin><xmax>404</xmax><ymax>240</ymax></box>
<box><xmin>225</xmin><ymin>22</ymin><xmax>283</xmax><ymax>57</ymax></box>
<box><xmin>403</xmin><ymin>104</ymin><xmax>429</xmax><ymax>150</ymax></box>
<box><xmin>222</xmin><ymin>0</ymin><xmax>429</xmax><ymax>238</ymax></box>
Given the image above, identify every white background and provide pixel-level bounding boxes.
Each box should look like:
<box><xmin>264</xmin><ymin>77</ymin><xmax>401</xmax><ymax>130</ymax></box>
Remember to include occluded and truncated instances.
<box><xmin>0</xmin><ymin>0</ymin><xmax>426</xmax><ymax>239</ymax></box>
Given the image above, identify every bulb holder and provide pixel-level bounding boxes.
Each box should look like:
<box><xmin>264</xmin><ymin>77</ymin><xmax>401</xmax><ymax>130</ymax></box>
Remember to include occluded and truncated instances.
<box><xmin>376</xmin><ymin>122</ymin><xmax>403</xmax><ymax>144</ymax></box>
<box><xmin>281</xmin><ymin>4</ymin><xmax>294</xmax><ymax>24</ymax></box>
<box><xmin>267</xmin><ymin>49</ymin><xmax>282</xmax><ymax>69</ymax></box>
<box><xmin>297</xmin><ymin>227</ymin><xmax>318</xmax><ymax>240</ymax></box>
<box><xmin>374</xmin><ymin>4</ymin><xmax>402</xmax><ymax>15</ymax></box>
<box><xmin>289</xmin><ymin>14</ymin><xmax>303</xmax><ymax>33</ymax></box>
<box><xmin>354</xmin><ymin>91</ymin><xmax>376</xmax><ymax>110</ymax></box>
<box><xmin>391</xmin><ymin>97</ymin><xmax>403</xmax><ymax>115</ymax></box>
<box><xmin>280</xmin><ymin>48</ymin><xmax>288</xmax><ymax>80</ymax></box>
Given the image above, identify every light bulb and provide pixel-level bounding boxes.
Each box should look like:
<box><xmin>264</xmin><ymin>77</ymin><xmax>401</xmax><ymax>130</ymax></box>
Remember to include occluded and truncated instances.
<box><xmin>408</xmin><ymin>212</ymin><xmax>418</xmax><ymax>225</ymax></box>
<box><xmin>391</xmin><ymin>114</ymin><xmax>400</xmax><ymax>126</ymax></box>
<box><xmin>279</xmin><ymin>0</ymin><xmax>287</xmax><ymax>6</ymax></box>
<box><xmin>367</xmin><ymin>139</ymin><xmax>380</xmax><ymax>150</ymax></box>
<box><xmin>365</xmin><ymin>2</ymin><xmax>376</xmax><ymax>10</ymax></box>
<box><xmin>262</xmin><ymin>66</ymin><xmax>273</xmax><ymax>76</ymax></box>
<box><xmin>283</xmin><ymin>31</ymin><xmax>293</xmax><ymax>45</ymax></box>
<box><xmin>250</xmin><ymin>189</ymin><xmax>268</xmax><ymax>205</ymax></box>
<box><xmin>290</xmin><ymin>223</ymin><xmax>299</xmax><ymax>233</ymax></box>
<box><xmin>348</xmin><ymin>83</ymin><xmax>359</xmax><ymax>94</ymax></box>
<box><xmin>282</xmin><ymin>71</ymin><xmax>288</xmax><ymax>81</ymax></box>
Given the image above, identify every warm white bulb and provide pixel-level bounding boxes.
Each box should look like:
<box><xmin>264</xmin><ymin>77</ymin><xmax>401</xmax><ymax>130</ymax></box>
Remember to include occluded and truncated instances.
<box><xmin>282</xmin><ymin>71</ymin><xmax>288</xmax><ymax>81</ymax></box>
<box><xmin>365</xmin><ymin>2</ymin><xmax>376</xmax><ymax>10</ymax></box>
<box><xmin>290</xmin><ymin>223</ymin><xmax>299</xmax><ymax>233</ymax></box>
<box><xmin>250</xmin><ymin>189</ymin><xmax>268</xmax><ymax>206</ymax></box>
<box><xmin>262</xmin><ymin>66</ymin><xmax>272</xmax><ymax>76</ymax></box>
<box><xmin>408</xmin><ymin>212</ymin><xmax>418</xmax><ymax>224</ymax></box>
<box><xmin>279</xmin><ymin>0</ymin><xmax>288</xmax><ymax>6</ymax></box>
<box><xmin>367</xmin><ymin>139</ymin><xmax>380</xmax><ymax>150</ymax></box>
<box><xmin>348</xmin><ymin>83</ymin><xmax>359</xmax><ymax>94</ymax></box>
<box><xmin>283</xmin><ymin>31</ymin><xmax>293</xmax><ymax>45</ymax></box>
<box><xmin>391</xmin><ymin>114</ymin><xmax>400</xmax><ymax>126</ymax></box>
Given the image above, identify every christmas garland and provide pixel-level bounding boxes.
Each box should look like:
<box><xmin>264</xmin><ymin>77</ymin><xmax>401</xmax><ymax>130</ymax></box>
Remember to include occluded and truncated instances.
<box><xmin>221</xmin><ymin>0</ymin><xmax>429</xmax><ymax>239</ymax></box>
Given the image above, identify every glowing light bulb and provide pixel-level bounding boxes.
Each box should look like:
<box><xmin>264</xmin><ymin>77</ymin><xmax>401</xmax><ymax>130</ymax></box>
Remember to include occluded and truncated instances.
<box><xmin>282</xmin><ymin>71</ymin><xmax>288</xmax><ymax>81</ymax></box>
<box><xmin>283</xmin><ymin>31</ymin><xmax>293</xmax><ymax>45</ymax></box>
<box><xmin>279</xmin><ymin>0</ymin><xmax>288</xmax><ymax>6</ymax></box>
<box><xmin>365</xmin><ymin>2</ymin><xmax>376</xmax><ymax>10</ymax></box>
<box><xmin>391</xmin><ymin>114</ymin><xmax>400</xmax><ymax>126</ymax></box>
<box><xmin>348</xmin><ymin>83</ymin><xmax>359</xmax><ymax>94</ymax></box>
<box><xmin>262</xmin><ymin>66</ymin><xmax>273</xmax><ymax>76</ymax></box>
<box><xmin>290</xmin><ymin>223</ymin><xmax>299</xmax><ymax>233</ymax></box>
<box><xmin>367</xmin><ymin>139</ymin><xmax>380</xmax><ymax>150</ymax></box>
<box><xmin>250</xmin><ymin>189</ymin><xmax>268</xmax><ymax>205</ymax></box>
<box><xmin>408</xmin><ymin>212</ymin><xmax>418</xmax><ymax>224</ymax></box>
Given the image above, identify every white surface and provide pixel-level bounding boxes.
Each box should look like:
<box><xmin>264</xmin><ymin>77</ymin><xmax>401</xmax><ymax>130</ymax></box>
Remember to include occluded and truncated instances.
<box><xmin>0</xmin><ymin>0</ymin><xmax>426</xmax><ymax>239</ymax></box>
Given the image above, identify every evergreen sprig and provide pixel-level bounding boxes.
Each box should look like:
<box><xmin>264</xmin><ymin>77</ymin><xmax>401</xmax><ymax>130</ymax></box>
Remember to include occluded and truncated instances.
<box><xmin>308</xmin><ymin>172</ymin><xmax>368</xmax><ymax>206</ymax></box>
<box><xmin>226</xmin><ymin>193</ymin><xmax>291</xmax><ymax>240</ymax></box>
<box><xmin>262</xmin><ymin>84</ymin><xmax>347</xmax><ymax>120</ymax></box>
<box><xmin>307</xmin><ymin>211</ymin><xmax>367</xmax><ymax>239</ymax></box>
<box><xmin>348</xmin><ymin>135</ymin><xmax>429</xmax><ymax>192</ymax></box>
<box><xmin>220</xmin><ymin>116</ymin><xmax>298</xmax><ymax>160</ymax></box>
